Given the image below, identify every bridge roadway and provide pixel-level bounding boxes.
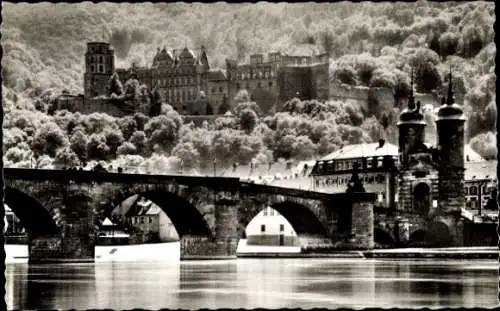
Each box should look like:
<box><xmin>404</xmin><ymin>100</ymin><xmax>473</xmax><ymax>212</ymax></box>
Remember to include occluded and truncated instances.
<box><xmin>3</xmin><ymin>168</ymin><xmax>374</xmax><ymax>201</ymax></box>
<box><xmin>4</xmin><ymin>168</ymin><xmax>377</xmax><ymax>263</ymax></box>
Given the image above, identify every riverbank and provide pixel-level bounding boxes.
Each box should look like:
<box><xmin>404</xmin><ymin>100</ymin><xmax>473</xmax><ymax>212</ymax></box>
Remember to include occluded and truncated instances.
<box><xmin>5</xmin><ymin>243</ymin><xmax>497</xmax><ymax>263</ymax></box>
<box><xmin>363</xmin><ymin>247</ymin><xmax>498</xmax><ymax>259</ymax></box>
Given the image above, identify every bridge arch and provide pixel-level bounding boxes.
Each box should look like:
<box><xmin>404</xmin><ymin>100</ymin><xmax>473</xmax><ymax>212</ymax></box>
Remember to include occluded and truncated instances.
<box><xmin>101</xmin><ymin>187</ymin><xmax>213</xmax><ymax>237</ymax></box>
<box><xmin>238</xmin><ymin>199</ymin><xmax>329</xmax><ymax>241</ymax></box>
<box><xmin>408</xmin><ymin>221</ymin><xmax>452</xmax><ymax>247</ymax></box>
<box><xmin>374</xmin><ymin>227</ymin><xmax>396</xmax><ymax>248</ymax></box>
<box><xmin>4</xmin><ymin>187</ymin><xmax>60</xmax><ymax>238</ymax></box>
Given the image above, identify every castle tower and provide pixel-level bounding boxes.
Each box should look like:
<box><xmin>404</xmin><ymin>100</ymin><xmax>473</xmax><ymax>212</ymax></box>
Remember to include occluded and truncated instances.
<box><xmin>84</xmin><ymin>42</ymin><xmax>115</xmax><ymax>99</ymax></box>
<box><xmin>397</xmin><ymin>67</ymin><xmax>426</xmax><ymax>168</ymax></box>
<box><xmin>436</xmin><ymin>68</ymin><xmax>466</xmax><ymax>213</ymax></box>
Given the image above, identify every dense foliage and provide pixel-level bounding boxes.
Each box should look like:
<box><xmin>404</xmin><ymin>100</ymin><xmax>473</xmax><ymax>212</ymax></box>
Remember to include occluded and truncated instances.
<box><xmin>2</xmin><ymin>2</ymin><xmax>496</xmax><ymax>172</ymax></box>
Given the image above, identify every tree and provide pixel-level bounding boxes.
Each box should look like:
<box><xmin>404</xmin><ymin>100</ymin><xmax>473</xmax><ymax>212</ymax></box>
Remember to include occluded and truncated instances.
<box><xmin>87</xmin><ymin>133</ymin><xmax>110</xmax><ymax>160</ymax></box>
<box><xmin>134</xmin><ymin>112</ymin><xmax>150</xmax><ymax>131</ymax></box>
<box><xmin>70</xmin><ymin>129</ymin><xmax>89</xmax><ymax>161</ymax></box>
<box><xmin>239</xmin><ymin>108</ymin><xmax>258</xmax><ymax>134</ymax></box>
<box><xmin>334</xmin><ymin>65</ymin><xmax>357</xmax><ymax>85</ymax></box>
<box><xmin>355</xmin><ymin>53</ymin><xmax>378</xmax><ymax>86</ymax></box>
<box><xmin>469</xmin><ymin>132</ymin><xmax>496</xmax><ymax>160</ymax></box>
<box><xmin>234</xmin><ymin>101</ymin><xmax>262</xmax><ymax>117</ymax></box>
<box><xmin>104</xmin><ymin>126</ymin><xmax>124</xmax><ymax>155</ymax></box>
<box><xmin>117</xmin><ymin>141</ymin><xmax>137</xmax><ymax>156</ymax></box>
<box><xmin>291</xmin><ymin>135</ymin><xmax>316</xmax><ymax>160</ymax></box>
<box><xmin>370</xmin><ymin>68</ymin><xmax>396</xmax><ymax>90</ymax></box>
<box><xmin>233</xmin><ymin>90</ymin><xmax>251</xmax><ymax>104</ymax></box>
<box><xmin>149</xmin><ymin>85</ymin><xmax>162</xmax><ymax>117</ymax></box>
<box><xmin>31</xmin><ymin>121</ymin><xmax>69</xmax><ymax>157</ymax></box>
<box><xmin>145</xmin><ymin>115</ymin><xmax>181</xmax><ymax>153</ymax></box>
<box><xmin>117</xmin><ymin>116</ymin><xmax>138</xmax><ymax>141</ymax></box>
<box><xmin>439</xmin><ymin>31</ymin><xmax>460</xmax><ymax>58</ymax></box>
<box><xmin>392</xmin><ymin>69</ymin><xmax>411</xmax><ymax>107</ymax></box>
<box><xmin>129</xmin><ymin>131</ymin><xmax>148</xmax><ymax>156</ymax></box>
<box><xmin>108</xmin><ymin>72</ymin><xmax>124</xmax><ymax>96</ymax></box>
<box><xmin>54</xmin><ymin>147</ymin><xmax>80</xmax><ymax>169</ymax></box>
<box><xmin>172</xmin><ymin>141</ymin><xmax>200</xmax><ymax>170</ymax></box>
<box><xmin>274</xmin><ymin>134</ymin><xmax>297</xmax><ymax>160</ymax></box>
<box><xmin>410</xmin><ymin>48</ymin><xmax>442</xmax><ymax>93</ymax></box>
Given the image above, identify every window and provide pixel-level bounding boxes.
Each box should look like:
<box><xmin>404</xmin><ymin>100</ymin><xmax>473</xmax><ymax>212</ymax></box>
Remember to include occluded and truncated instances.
<box><xmin>236</xmin><ymin>83</ymin><xmax>241</xmax><ymax>90</ymax></box>
<box><xmin>212</xmin><ymin>87</ymin><xmax>216</xmax><ymax>93</ymax></box>
<box><xmin>98</xmin><ymin>56</ymin><xmax>103</xmax><ymax>63</ymax></box>
<box><xmin>90</xmin><ymin>56</ymin><xmax>96</xmax><ymax>63</ymax></box>
<box><xmin>219</xmin><ymin>86</ymin><xmax>223</xmax><ymax>93</ymax></box>
<box><xmin>269</xmin><ymin>208</ymin><xmax>274</xmax><ymax>216</ymax></box>
<box><xmin>149</xmin><ymin>218</ymin><xmax>152</xmax><ymax>223</ymax></box>
<box><xmin>269</xmin><ymin>81</ymin><xmax>273</xmax><ymax>87</ymax></box>
<box><xmin>470</xmin><ymin>186</ymin><xmax>478</xmax><ymax>195</ymax></box>
<box><xmin>464</xmin><ymin>187</ymin><xmax>469</xmax><ymax>195</ymax></box>
<box><xmin>280</xmin><ymin>224</ymin><xmax>284</xmax><ymax>232</ymax></box>
<box><xmin>257</xmin><ymin>82</ymin><xmax>261</xmax><ymax>88</ymax></box>
<box><xmin>90</xmin><ymin>65</ymin><xmax>95</xmax><ymax>72</ymax></box>
<box><xmin>261</xmin><ymin>224</ymin><xmax>266</xmax><ymax>232</ymax></box>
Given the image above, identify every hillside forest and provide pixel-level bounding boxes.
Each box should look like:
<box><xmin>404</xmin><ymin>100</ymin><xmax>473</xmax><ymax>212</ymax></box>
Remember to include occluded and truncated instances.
<box><xmin>2</xmin><ymin>2</ymin><xmax>496</xmax><ymax>174</ymax></box>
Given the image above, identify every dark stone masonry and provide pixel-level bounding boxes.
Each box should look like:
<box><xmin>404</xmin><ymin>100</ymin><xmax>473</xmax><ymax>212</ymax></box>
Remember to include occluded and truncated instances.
<box><xmin>4</xmin><ymin>168</ymin><xmax>376</xmax><ymax>263</ymax></box>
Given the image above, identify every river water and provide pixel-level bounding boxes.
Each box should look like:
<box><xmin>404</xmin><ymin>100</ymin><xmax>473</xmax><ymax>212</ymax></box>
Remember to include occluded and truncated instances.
<box><xmin>6</xmin><ymin>258</ymin><xmax>498</xmax><ymax>309</ymax></box>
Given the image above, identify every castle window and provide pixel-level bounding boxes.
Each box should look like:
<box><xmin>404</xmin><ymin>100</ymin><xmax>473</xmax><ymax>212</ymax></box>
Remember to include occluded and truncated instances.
<box><xmin>212</xmin><ymin>87</ymin><xmax>216</xmax><ymax>94</ymax></box>
<box><xmin>90</xmin><ymin>56</ymin><xmax>96</xmax><ymax>63</ymax></box>
<box><xmin>464</xmin><ymin>187</ymin><xmax>469</xmax><ymax>195</ymax></box>
<box><xmin>98</xmin><ymin>56</ymin><xmax>104</xmax><ymax>63</ymax></box>
<box><xmin>269</xmin><ymin>81</ymin><xmax>273</xmax><ymax>87</ymax></box>
<box><xmin>259</xmin><ymin>71</ymin><xmax>263</xmax><ymax>78</ymax></box>
<box><xmin>236</xmin><ymin>73</ymin><xmax>241</xmax><ymax>80</ymax></box>
<box><xmin>98</xmin><ymin>65</ymin><xmax>104</xmax><ymax>72</ymax></box>
<box><xmin>257</xmin><ymin>82</ymin><xmax>261</xmax><ymax>88</ymax></box>
<box><xmin>219</xmin><ymin>86</ymin><xmax>223</xmax><ymax>93</ymax></box>
<box><xmin>236</xmin><ymin>83</ymin><xmax>241</xmax><ymax>90</ymax></box>
<box><xmin>90</xmin><ymin>65</ymin><xmax>95</xmax><ymax>72</ymax></box>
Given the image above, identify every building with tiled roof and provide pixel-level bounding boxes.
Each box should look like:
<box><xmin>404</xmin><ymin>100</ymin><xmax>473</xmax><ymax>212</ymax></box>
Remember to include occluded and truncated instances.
<box><xmin>127</xmin><ymin>197</ymin><xmax>179</xmax><ymax>242</ymax></box>
<box><xmin>310</xmin><ymin>139</ymin><xmax>398</xmax><ymax>210</ymax></box>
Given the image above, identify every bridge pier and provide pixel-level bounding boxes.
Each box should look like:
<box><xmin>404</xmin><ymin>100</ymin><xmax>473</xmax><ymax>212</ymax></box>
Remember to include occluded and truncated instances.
<box><xmin>180</xmin><ymin>197</ymin><xmax>239</xmax><ymax>260</ymax></box>
<box><xmin>29</xmin><ymin>229</ymin><xmax>95</xmax><ymax>264</ymax></box>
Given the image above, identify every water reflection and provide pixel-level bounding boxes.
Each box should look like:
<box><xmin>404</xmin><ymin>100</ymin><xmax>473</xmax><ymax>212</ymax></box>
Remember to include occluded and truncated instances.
<box><xmin>6</xmin><ymin>259</ymin><xmax>499</xmax><ymax>310</ymax></box>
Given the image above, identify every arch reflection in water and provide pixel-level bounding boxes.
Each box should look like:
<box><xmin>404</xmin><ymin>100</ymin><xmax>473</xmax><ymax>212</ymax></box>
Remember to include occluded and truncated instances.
<box><xmin>94</xmin><ymin>262</ymin><xmax>181</xmax><ymax>309</ymax></box>
<box><xmin>177</xmin><ymin>261</ymin><xmax>240</xmax><ymax>309</ymax></box>
<box><xmin>6</xmin><ymin>259</ymin><xmax>499</xmax><ymax>309</ymax></box>
<box><xmin>7</xmin><ymin>264</ymin><xmax>97</xmax><ymax>310</ymax></box>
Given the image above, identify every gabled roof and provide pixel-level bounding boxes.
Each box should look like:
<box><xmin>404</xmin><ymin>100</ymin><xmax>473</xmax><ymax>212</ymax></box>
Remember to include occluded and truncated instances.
<box><xmin>102</xmin><ymin>217</ymin><xmax>115</xmax><ymax>226</ymax></box>
<box><xmin>464</xmin><ymin>160</ymin><xmax>497</xmax><ymax>181</ymax></box>
<box><xmin>145</xmin><ymin>205</ymin><xmax>163</xmax><ymax>215</ymax></box>
<box><xmin>321</xmin><ymin>142</ymin><xmax>399</xmax><ymax>161</ymax></box>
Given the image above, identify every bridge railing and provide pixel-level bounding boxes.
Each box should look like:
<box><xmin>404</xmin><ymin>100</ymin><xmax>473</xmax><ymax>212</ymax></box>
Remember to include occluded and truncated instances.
<box><xmin>3</xmin><ymin>168</ymin><xmax>240</xmax><ymax>189</ymax></box>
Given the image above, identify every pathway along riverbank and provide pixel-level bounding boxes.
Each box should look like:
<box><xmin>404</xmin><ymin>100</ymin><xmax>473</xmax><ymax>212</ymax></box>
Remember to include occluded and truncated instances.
<box><xmin>237</xmin><ymin>247</ymin><xmax>498</xmax><ymax>259</ymax></box>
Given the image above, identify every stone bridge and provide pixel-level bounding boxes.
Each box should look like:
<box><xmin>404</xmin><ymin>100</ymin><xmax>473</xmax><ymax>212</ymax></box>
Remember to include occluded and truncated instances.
<box><xmin>4</xmin><ymin>168</ymin><xmax>376</xmax><ymax>263</ymax></box>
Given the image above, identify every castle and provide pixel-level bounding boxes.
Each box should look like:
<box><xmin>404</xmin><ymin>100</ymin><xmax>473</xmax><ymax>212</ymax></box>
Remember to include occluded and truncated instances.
<box><xmin>71</xmin><ymin>42</ymin><xmax>331</xmax><ymax>117</ymax></box>
<box><xmin>59</xmin><ymin>41</ymin><xmax>464</xmax><ymax>119</ymax></box>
